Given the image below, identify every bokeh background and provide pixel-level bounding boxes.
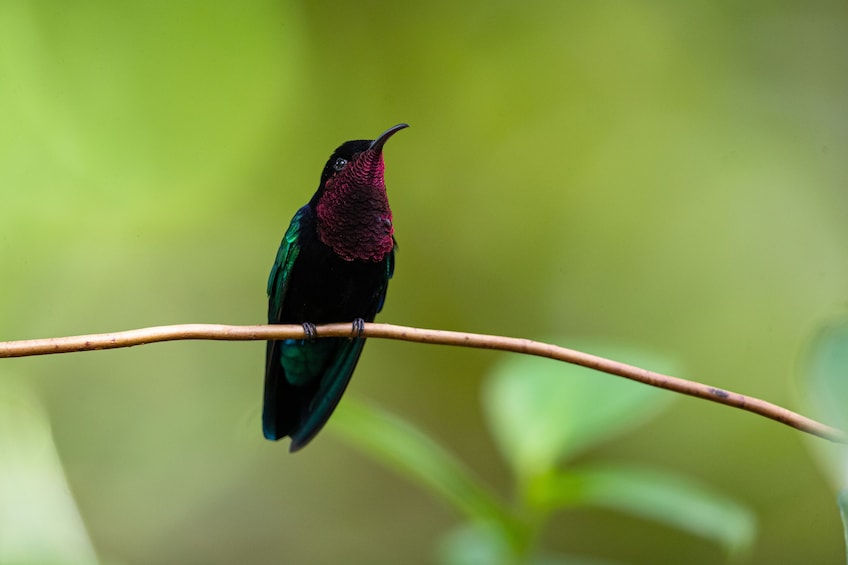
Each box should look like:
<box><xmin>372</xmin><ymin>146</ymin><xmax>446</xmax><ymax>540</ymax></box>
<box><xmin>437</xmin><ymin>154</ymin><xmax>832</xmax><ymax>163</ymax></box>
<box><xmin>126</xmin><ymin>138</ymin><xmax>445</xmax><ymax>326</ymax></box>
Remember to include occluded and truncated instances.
<box><xmin>1</xmin><ymin>1</ymin><xmax>847</xmax><ymax>563</ymax></box>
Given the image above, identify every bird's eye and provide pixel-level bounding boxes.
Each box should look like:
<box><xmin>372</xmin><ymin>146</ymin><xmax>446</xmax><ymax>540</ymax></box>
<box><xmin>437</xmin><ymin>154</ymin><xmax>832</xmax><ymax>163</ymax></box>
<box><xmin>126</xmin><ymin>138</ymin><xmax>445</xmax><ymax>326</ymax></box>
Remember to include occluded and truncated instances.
<box><xmin>333</xmin><ymin>158</ymin><xmax>348</xmax><ymax>171</ymax></box>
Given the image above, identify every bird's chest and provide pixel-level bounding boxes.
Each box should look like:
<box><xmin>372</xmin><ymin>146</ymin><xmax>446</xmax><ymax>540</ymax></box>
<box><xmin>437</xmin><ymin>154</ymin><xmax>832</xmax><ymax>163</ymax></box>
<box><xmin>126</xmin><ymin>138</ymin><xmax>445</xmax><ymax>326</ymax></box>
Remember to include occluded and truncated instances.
<box><xmin>315</xmin><ymin>186</ymin><xmax>394</xmax><ymax>262</ymax></box>
<box><xmin>282</xmin><ymin>238</ymin><xmax>388</xmax><ymax>324</ymax></box>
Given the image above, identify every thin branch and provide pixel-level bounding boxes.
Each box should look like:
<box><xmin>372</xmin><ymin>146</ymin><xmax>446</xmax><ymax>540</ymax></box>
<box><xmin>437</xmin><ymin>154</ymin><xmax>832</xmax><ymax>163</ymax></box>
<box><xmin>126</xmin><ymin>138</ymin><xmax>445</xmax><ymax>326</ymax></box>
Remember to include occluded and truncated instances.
<box><xmin>0</xmin><ymin>322</ymin><xmax>843</xmax><ymax>444</ymax></box>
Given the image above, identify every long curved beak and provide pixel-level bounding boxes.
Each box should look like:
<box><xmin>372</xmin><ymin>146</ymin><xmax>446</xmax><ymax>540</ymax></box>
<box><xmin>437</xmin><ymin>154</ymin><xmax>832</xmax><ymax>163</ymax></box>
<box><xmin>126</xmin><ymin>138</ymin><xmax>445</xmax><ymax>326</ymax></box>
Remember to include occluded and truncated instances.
<box><xmin>369</xmin><ymin>123</ymin><xmax>409</xmax><ymax>152</ymax></box>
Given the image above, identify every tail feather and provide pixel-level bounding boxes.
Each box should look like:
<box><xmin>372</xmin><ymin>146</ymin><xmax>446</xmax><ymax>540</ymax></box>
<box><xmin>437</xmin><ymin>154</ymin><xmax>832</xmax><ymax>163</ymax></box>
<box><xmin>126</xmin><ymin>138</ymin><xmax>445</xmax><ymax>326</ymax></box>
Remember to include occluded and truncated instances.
<box><xmin>263</xmin><ymin>337</ymin><xmax>366</xmax><ymax>450</ymax></box>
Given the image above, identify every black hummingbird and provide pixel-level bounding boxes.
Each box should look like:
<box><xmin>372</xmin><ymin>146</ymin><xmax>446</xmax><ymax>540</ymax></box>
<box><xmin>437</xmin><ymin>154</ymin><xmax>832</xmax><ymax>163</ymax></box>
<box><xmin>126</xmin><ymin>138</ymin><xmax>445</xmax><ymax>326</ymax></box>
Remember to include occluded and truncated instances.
<box><xmin>263</xmin><ymin>124</ymin><xmax>408</xmax><ymax>451</ymax></box>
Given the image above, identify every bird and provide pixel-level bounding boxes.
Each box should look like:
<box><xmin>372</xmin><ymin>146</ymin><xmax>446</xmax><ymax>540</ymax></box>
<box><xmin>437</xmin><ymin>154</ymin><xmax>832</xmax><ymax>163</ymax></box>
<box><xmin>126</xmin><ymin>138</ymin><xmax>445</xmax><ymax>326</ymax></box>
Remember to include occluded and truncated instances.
<box><xmin>263</xmin><ymin>124</ymin><xmax>408</xmax><ymax>451</ymax></box>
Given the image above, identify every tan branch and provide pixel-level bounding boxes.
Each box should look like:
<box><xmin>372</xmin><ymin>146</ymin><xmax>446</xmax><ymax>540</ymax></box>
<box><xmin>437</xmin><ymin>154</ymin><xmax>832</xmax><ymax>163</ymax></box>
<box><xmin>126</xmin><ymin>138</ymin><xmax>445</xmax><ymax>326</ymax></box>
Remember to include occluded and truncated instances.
<box><xmin>0</xmin><ymin>322</ymin><xmax>842</xmax><ymax>443</ymax></box>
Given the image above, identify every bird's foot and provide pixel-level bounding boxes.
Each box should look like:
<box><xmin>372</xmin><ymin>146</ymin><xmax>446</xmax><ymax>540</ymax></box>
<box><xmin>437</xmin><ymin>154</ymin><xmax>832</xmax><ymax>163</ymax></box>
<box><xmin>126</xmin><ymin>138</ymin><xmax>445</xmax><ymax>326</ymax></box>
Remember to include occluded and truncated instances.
<box><xmin>302</xmin><ymin>322</ymin><xmax>318</xmax><ymax>341</ymax></box>
<box><xmin>351</xmin><ymin>318</ymin><xmax>365</xmax><ymax>339</ymax></box>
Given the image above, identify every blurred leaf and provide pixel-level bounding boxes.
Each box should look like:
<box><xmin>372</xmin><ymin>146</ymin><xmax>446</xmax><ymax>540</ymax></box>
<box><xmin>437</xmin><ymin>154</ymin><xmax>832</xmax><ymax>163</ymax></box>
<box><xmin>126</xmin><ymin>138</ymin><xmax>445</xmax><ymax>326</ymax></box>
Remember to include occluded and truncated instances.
<box><xmin>436</xmin><ymin>522</ymin><xmax>514</xmax><ymax>565</ymax></box>
<box><xmin>527</xmin><ymin>556</ymin><xmax>626</xmax><ymax>565</ymax></box>
<box><xmin>802</xmin><ymin>319</ymin><xmax>848</xmax><ymax>489</ymax></box>
<box><xmin>436</xmin><ymin>522</ymin><xmax>625</xmax><ymax>565</ymax></box>
<box><xmin>806</xmin><ymin>320</ymin><xmax>848</xmax><ymax>431</ymax></box>
<box><xmin>839</xmin><ymin>489</ymin><xmax>848</xmax><ymax>565</ymax></box>
<box><xmin>330</xmin><ymin>398</ymin><xmax>520</xmax><ymax>539</ymax></box>
<box><xmin>0</xmin><ymin>377</ymin><xmax>99</xmax><ymax>565</ymax></box>
<box><xmin>533</xmin><ymin>464</ymin><xmax>755</xmax><ymax>556</ymax></box>
<box><xmin>482</xmin><ymin>340</ymin><xmax>678</xmax><ymax>480</ymax></box>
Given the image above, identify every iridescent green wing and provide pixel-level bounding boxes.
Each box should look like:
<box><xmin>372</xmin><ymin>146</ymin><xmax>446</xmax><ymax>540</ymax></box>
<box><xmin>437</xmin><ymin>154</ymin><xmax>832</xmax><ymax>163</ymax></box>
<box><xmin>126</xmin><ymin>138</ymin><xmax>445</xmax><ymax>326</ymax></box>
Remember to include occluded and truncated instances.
<box><xmin>267</xmin><ymin>206</ymin><xmax>307</xmax><ymax>321</ymax></box>
<box><xmin>263</xmin><ymin>207</ymin><xmax>307</xmax><ymax>441</ymax></box>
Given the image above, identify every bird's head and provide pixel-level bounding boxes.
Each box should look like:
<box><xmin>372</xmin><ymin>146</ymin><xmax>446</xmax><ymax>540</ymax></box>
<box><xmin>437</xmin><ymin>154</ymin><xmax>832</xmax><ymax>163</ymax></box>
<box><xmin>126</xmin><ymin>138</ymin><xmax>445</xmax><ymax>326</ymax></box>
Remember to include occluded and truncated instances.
<box><xmin>312</xmin><ymin>124</ymin><xmax>408</xmax><ymax>261</ymax></box>
<box><xmin>316</xmin><ymin>123</ymin><xmax>409</xmax><ymax>196</ymax></box>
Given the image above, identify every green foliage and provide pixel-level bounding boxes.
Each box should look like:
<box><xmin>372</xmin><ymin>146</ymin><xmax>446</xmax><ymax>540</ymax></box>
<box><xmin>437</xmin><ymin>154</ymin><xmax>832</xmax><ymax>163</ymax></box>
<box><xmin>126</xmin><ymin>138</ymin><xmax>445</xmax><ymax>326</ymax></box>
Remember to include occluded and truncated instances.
<box><xmin>803</xmin><ymin>320</ymin><xmax>848</xmax><ymax>564</ymax></box>
<box><xmin>331</xmin><ymin>399</ymin><xmax>517</xmax><ymax>536</ymax></box>
<box><xmin>0</xmin><ymin>378</ymin><xmax>98</xmax><ymax>565</ymax></box>
<box><xmin>531</xmin><ymin>465</ymin><xmax>753</xmax><ymax>555</ymax></box>
<box><xmin>840</xmin><ymin>490</ymin><xmax>848</xmax><ymax>565</ymax></box>
<box><xmin>332</xmin><ymin>340</ymin><xmax>756</xmax><ymax>563</ymax></box>
<box><xmin>483</xmin><ymin>344</ymin><xmax>674</xmax><ymax>481</ymax></box>
<box><xmin>805</xmin><ymin>320</ymin><xmax>848</xmax><ymax>442</ymax></box>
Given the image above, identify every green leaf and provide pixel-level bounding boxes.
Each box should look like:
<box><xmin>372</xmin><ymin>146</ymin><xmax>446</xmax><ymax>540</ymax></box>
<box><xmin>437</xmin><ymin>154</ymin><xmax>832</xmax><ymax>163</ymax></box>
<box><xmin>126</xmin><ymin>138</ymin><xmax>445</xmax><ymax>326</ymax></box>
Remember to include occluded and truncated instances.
<box><xmin>527</xmin><ymin>555</ymin><xmax>627</xmax><ymax>565</ymax></box>
<box><xmin>482</xmin><ymin>339</ymin><xmax>678</xmax><ymax>480</ymax></box>
<box><xmin>803</xmin><ymin>321</ymin><xmax>848</xmax><ymax>493</ymax></box>
<box><xmin>436</xmin><ymin>522</ymin><xmax>514</xmax><ymax>565</ymax></box>
<box><xmin>805</xmin><ymin>320</ymin><xmax>848</xmax><ymax>434</ymax></box>
<box><xmin>436</xmin><ymin>522</ymin><xmax>626</xmax><ymax>565</ymax></box>
<box><xmin>329</xmin><ymin>398</ymin><xmax>520</xmax><ymax>539</ymax></box>
<box><xmin>533</xmin><ymin>464</ymin><xmax>756</xmax><ymax>556</ymax></box>
<box><xmin>0</xmin><ymin>377</ymin><xmax>99</xmax><ymax>565</ymax></box>
<box><xmin>528</xmin><ymin>553</ymin><xmax>621</xmax><ymax>565</ymax></box>
<box><xmin>839</xmin><ymin>489</ymin><xmax>848</xmax><ymax>565</ymax></box>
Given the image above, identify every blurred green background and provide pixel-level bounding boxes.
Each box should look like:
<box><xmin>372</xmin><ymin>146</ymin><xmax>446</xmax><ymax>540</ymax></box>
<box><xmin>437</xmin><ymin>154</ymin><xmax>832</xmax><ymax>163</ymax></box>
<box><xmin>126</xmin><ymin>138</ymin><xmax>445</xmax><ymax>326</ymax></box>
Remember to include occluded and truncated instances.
<box><xmin>1</xmin><ymin>0</ymin><xmax>847</xmax><ymax>563</ymax></box>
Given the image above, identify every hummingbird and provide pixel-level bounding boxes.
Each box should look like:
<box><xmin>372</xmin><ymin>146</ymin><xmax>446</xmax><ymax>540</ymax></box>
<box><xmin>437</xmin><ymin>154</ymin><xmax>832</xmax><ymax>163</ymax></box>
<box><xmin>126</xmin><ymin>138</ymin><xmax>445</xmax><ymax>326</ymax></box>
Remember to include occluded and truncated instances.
<box><xmin>263</xmin><ymin>124</ymin><xmax>408</xmax><ymax>451</ymax></box>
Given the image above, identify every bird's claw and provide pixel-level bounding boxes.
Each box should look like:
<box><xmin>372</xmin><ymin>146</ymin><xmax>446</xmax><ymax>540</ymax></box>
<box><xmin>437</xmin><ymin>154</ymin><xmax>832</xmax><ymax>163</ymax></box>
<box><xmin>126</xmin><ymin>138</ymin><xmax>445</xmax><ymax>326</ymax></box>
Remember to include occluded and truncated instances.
<box><xmin>302</xmin><ymin>322</ymin><xmax>318</xmax><ymax>340</ymax></box>
<box><xmin>351</xmin><ymin>318</ymin><xmax>365</xmax><ymax>339</ymax></box>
